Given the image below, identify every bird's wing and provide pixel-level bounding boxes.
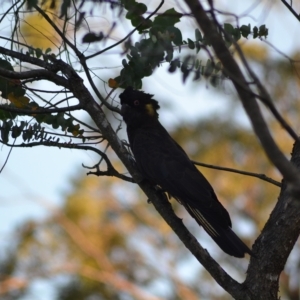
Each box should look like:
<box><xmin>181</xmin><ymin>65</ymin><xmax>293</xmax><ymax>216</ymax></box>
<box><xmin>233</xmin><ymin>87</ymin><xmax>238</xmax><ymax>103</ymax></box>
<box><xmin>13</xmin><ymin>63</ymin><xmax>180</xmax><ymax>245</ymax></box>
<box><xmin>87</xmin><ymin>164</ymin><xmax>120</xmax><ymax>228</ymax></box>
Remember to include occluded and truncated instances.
<box><xmin>131</xmin><ymin>125</ymin><xmax>253</xmax><ymax>257</ymax></box>
<box><xmin>132</xmin><ymin>129</ymin><xmax>231</xmax><ymax>228</ymax></box>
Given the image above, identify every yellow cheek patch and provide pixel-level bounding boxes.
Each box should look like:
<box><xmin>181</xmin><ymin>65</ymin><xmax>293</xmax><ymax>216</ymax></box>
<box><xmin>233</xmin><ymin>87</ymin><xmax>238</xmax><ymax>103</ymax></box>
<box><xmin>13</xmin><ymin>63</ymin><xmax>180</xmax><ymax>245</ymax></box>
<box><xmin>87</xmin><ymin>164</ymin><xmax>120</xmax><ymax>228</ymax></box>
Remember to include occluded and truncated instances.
<box><xmin>145</xmin><ymin>103</ymin><xmax>156</xmax><ymax>117</ymax></box>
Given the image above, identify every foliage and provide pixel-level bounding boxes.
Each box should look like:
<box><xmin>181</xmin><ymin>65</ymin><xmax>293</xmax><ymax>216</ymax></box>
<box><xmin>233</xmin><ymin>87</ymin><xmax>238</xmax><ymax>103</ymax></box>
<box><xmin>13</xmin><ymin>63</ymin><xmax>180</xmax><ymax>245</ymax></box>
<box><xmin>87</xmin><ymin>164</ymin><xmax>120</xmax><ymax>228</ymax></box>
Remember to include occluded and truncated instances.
<box><xmin>0</xmin><ymin>1</ymin><xmax>268</xmax><ymax>146</ymax></box>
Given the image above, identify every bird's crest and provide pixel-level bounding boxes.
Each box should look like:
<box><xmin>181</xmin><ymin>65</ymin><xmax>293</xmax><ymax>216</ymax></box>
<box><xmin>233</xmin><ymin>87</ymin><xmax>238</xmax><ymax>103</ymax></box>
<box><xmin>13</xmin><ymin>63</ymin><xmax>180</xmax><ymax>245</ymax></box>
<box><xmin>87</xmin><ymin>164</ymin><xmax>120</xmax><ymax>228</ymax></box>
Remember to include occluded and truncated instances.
<box><xmin>119</xmin><ymin>86</ymin><xmax>160</xmax><ymax>117</ymax></box>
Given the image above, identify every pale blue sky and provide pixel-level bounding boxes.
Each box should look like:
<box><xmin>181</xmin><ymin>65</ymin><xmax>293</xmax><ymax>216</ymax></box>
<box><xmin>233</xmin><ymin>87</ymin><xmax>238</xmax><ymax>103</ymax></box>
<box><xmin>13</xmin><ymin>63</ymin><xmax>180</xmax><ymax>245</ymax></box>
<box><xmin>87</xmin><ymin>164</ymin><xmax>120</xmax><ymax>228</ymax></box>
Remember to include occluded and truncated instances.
<box><xmin>1</xmin><ymin>0</ymin><xmax>300</xmax><ymax>298</ymax></box>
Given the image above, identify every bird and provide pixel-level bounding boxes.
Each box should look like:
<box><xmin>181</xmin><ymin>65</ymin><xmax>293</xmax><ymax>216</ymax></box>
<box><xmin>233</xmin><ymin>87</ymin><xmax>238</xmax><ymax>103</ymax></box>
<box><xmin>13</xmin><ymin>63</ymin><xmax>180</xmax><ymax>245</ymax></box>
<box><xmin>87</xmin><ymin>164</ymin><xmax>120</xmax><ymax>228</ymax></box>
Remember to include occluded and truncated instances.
<box><xmin>119</xmin><ymin>86</ymin><xmax>253</xmax><ymax>258</ymax></box>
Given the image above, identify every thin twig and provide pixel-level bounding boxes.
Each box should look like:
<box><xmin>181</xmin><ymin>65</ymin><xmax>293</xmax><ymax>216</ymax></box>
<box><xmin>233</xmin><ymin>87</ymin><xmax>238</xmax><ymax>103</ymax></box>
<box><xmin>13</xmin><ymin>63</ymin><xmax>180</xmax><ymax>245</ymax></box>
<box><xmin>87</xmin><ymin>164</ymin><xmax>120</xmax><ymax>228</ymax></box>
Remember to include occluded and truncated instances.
<box><xmin>3</xmin><ymin>141</ymin><xmax>134</xmax><ymax>183</ymax></box>
<box><xmin>0</xmin><ymin>64</ymin><xmax>69</xmax><ymax>88</ymax></box>
<box><xmin>84</xmin><ymin>0</ymin><xmax>165</xmax><ymax>60</ymax></box>
<box><xmin>0</xmin><ymin>139</ymin><xmax>15</xmax><ymax>173</ymax></box>
<box><xmin>33</xmin><ymin>4</ymin><xmax>83</xmax><ymax>58</ymax></box>
<box><xmin>281</xmin><ymin>0</ymin><xmax>300</xmax><ymax>22</ymax></box>
<box><xmin>192</xmin><ymin>160</ymin><xmax>281</xmax><ymax>187</ymax></box>
<box><xmin>0</xmin><ymin>46</ymin><xmax>60</xmax><ymax>72</ymax></box>
<box><xmin>0</xmin><ymin>103</ymin><xmax>82</xmax><ymax>114</ymax></box>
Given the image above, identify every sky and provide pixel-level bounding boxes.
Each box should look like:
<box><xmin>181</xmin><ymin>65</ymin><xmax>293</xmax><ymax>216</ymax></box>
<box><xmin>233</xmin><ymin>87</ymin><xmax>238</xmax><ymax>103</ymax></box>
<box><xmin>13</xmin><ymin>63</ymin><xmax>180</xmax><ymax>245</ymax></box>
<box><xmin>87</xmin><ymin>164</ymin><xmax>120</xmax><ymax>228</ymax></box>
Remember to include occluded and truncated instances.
<box><xmin>1</xmin><ymin>0</ymin><xmax>300</xmax><ymax>298</ymax></box>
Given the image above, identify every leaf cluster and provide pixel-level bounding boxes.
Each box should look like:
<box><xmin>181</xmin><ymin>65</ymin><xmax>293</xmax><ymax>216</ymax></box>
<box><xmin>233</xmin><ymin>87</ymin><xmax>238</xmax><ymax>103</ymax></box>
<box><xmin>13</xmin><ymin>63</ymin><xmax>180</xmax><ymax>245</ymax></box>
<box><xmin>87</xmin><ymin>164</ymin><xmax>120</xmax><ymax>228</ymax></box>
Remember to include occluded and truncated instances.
<box><xmin>0</xmin><ymin>57</ymin><xmax>84</xmax><ymax>144</ymax></box>
<box><xmin>111</xmin><ymin>5</ymin><xmax>268</xmax><ymax>88</ymax></box>
<box><xmin>0</xmin><ymin>112</ymin><xmax>83</xmax><ymax>145</ymax></box>
<box><xmin>113</xmin><ymin>6</ymin><xmax>183</xmax><ymax>88</ymax></box>
<box><xmin>166</xmin><ymin>23</ymin><xmax>268</xmax><ymax>84</ymax></box>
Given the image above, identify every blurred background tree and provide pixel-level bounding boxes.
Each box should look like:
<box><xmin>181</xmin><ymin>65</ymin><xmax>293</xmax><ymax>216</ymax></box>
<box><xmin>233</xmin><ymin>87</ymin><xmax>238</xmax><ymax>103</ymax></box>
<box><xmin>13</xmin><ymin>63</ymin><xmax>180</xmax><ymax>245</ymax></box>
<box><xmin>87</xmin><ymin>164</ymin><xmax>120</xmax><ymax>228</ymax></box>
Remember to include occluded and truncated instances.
<box><xmin>1</xmin><ymin>0</ymin><xmax>300</xmax><ymax>299</ymax></box>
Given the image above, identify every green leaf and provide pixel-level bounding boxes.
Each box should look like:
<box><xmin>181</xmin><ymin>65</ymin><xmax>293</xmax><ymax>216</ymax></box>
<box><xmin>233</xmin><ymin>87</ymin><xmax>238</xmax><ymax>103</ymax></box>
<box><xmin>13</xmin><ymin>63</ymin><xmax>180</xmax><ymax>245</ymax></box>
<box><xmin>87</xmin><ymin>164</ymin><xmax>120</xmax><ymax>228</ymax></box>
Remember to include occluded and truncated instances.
<box><xmin>1</xmin><ymin>120</ymin><xmax>13</xmax><ymax>144</ymax></box>
<box><xmin>28</xmin><ymin>48</ymin><xmax>34</xmax><ymax>56</ymax></box>
<box><xmin>232</xmin><ymin>28</ymin><xmax>241</xmax><ymax>41</ymax></box>
<box><xmin>35</xmin><ymin>48</ymin><xmax>43</xmax><ymax>58</ymax></box>
<box><xmin>187</xmin><ymin>38</ymin><xmax>195</xmax><ymax>49</ymax></box>
<box><xmin>181</xmin><ymin>56</ymin><xmax>191</xmax><ymax>83</ymax></box>
<box><xmin>0</xmin><ymin>59</ymin><xmax>14</xmax><ymax>71</ymax></box>
<box><xmin>126</xmin><ymin>3</ymin><xmax>147</xmax><ymax>17</ymax></box>
<box><xmin>165</xmin><ymin>50</ymin><xmax>173</xmax><ymax>62</ymax></box>
<box><xmin>130</xmin><ymin>47</ymin><xmax>140</xmax><ymax>58</ymax></box>
<box><xmin>60</xmin><ymin>0</ymin><xmax>71</xmax><ymax>18</ymax></box>
<box><xmin>152</xmin><ymin>8</ymin><xmax>182</xmax><ymax>28</ymax></box>
<box><xmin>135</xmin><ymin>3</ymin><xmax>147</xmax><ymax>15</ymax></box>
<box><xmin>122</xmin><ymin>59</ymin><xmax>128</xmax><ymax>68</ymax></box>
<box><xmin>11</xmin><ymin>124</ymin><xmax>22</xmax><ymax>138</ymax></box>
<box><xmin>258</xmin><ymin>24</ymin><xmax>268</xmax><ymax>38</ymax></box>
<box><xmin>195</xmin><ymin>28</ymin><xmax>202</xmax><ymax>41</ymax></box>
<box><xmin>194</xmin><ymin>68</ymin><xmax>201</xmax><ymax>81</ymax></box>
<box><xmin>26</xmin><ymin>0</ymin><xmax>38</xmax><ymax>10</ymax></box>
<box><xmin>122</xmin><ymin>0</ymin><xmax>137</xmax><ymax>11</ymax></box>
<box><xmin>240</xmin><ymin>24</ymin><xmax>251</xmax><ymax>38</ymax></box>
<box><xmin>224</xmin><ymin>23</ymin><xmax>234</xmax><ymax>34</ymax></box>
<box><xmin>168</xmin><ymin>59</ymin><xmax>180</xmax><ymax>73</ymax></box>
<box><xmin>253</xmin><ymin>26</ymin><xmax>258</xmax><ymax>39</ymax></box>
<box><xmin>210</xmin><ymin>75</ymin><xmax>219</xmax><ymax>87</ymax></box>
<box><xmin>131</xmin><ymin>15</ymin><xmax>145</xmax><ymax>27</ymax></box>
<box><xmin>167</xmin><ymin>26</ymin><xmax>182</xmax><ymax>46</ymax></box>
<box><xmin>139</xmin><ymin>19</ymin><xmax>152</xmax><ymax>31</ymax></box>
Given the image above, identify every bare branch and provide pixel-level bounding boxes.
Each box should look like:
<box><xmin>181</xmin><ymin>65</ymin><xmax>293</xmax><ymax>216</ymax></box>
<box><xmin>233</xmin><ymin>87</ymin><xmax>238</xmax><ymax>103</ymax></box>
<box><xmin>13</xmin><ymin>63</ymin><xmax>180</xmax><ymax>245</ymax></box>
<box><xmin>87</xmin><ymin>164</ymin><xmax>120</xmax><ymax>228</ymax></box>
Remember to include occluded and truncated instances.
<box><xmin>192</xmin><ymin>160</ymin><xmax>281</xmax><ymax>187</ymax></box>
<box><xmin>0</xmin><ymin>67</ymin><xmax>69</xmax><ymax>91</ymax></box>
<box><xmin>4</xmin><ymin>140</ymin><xmax>134</xmax><ymax>183</ymax></box>
<box><xmin>0</xmin><ymin>103</ymin><xmax>82</xmax><ymax>114</ymax></box>
<box><xmin>0</xmin><ymin>139</ymin><xmax>15</xmax><ymax>173</ymax></box>
<box><xmin>281</xmin><ymin>0</ymin><xmax>300</xmax><ymax>22</ymax></box>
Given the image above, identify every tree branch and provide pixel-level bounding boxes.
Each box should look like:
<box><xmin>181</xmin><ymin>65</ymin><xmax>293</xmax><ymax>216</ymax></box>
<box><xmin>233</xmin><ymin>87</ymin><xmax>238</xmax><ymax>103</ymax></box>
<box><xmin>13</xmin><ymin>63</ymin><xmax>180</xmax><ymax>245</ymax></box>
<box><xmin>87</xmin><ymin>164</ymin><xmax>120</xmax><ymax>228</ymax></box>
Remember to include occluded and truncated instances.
<box><xmin>0</xmin><ymin>46</ymin><xmax>59</xmax><ymax>72</ymax></box>
<box><xmin>0</xmin><ymin>103</ymin><xmax>82</xmax><ymax>115</ymax></box>
<box><xmin>281</xmin><ymin>0</ymin><xmax>300</xmax><ymax>22</ymax></box>
<box><xmin>244</xmin><ymin>140</ymin><xmax>300</xmax><ymax>299</ymax></box>
<box><xmin>183</xmin><ymin>1</ymin><xmax>300</xmax><ymax>298</ymax></box>
<box><xmin>4</xmin><ymin>140</ymin><xmax>134</xmax><ymax>183</ymax></box>
<box><xmin>53</xmin><ymin>56</ymin><xmax>247</xmax><ymax>299</ymax></box>
<box><xmin>8</xmin><ymin>11</ymin><xmax>252</xmax><ymax>295</ymax></box>
<box><xmin>0</xmin><ymin>66</ymin><xmax>70</xmax><ymax>88</ymax></box>
<box><xmin>192</xmin><ymin>160</ymin><xmax>281</xmax><ymax>187</ymax></box>
<box><xmin>183</xmin><ymin>0</ymin><xmax>300</xmax><ymax>192</ymax></box>
<box><xmin>221</xmin><ymin>26</ymin><xmax>299</xmax><ymax>142</ymax></box>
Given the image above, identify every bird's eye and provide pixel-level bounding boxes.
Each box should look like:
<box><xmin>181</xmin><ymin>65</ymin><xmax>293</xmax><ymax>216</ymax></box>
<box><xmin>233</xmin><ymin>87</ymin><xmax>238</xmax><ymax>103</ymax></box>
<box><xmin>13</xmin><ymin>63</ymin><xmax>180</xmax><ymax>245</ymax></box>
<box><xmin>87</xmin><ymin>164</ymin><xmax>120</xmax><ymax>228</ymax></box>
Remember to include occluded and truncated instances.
<box><xmin>133</xmin><ymin>100</ymin><xmax>139</xmax><ymax>106</ymax></box>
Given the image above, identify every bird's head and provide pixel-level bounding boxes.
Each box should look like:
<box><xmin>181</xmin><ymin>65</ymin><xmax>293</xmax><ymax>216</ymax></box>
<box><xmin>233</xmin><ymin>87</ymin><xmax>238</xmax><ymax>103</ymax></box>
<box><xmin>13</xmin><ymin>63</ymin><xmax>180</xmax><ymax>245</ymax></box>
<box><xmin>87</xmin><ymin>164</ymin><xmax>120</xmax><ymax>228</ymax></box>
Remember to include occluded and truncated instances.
<box><xmin>119</xmin><ymin>87</ymin><xmax>160</xmax><ymax>125</ymax></box>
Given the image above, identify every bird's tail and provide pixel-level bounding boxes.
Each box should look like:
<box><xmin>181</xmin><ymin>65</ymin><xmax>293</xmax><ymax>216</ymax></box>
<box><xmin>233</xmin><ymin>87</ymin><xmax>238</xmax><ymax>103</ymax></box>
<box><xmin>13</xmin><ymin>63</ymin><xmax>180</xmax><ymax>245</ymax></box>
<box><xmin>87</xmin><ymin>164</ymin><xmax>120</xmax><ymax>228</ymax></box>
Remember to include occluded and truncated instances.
<box><xmin>184</xmin><ymin>203</ymin><xmax>253</xmax><ymax>258</ymax></box>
